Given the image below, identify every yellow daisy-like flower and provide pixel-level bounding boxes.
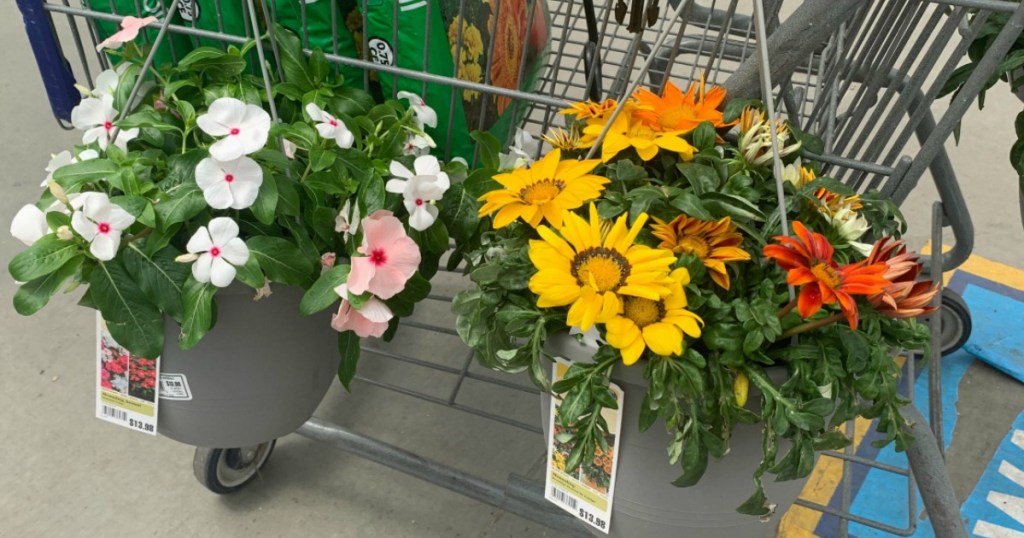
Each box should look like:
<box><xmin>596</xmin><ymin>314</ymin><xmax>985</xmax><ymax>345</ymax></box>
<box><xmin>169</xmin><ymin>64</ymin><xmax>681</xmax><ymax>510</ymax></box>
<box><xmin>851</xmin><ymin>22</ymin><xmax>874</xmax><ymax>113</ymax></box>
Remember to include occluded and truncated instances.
<box><xmin>814</xmin><ymin>188</ymin><xmax>863</xmax><ymax>216</ymax></box>
<box><xmin>529</xmin><ymin>204</ymin><xmax>677</xmax><ymax>331</ymax></box>
<box><xmin>650</xmin><ymin>214</ymin><xmax>750</xmax><ymax>290</ymax></box>
<box><xmin>458</xmin><ymin>61</ymin><xmax>483</xmax><ymax>101</ymax></box>
<box><xmin>561</xmin><ymin>99</ymin><xmax>621</xmax><ymax>123</ymax></box>
<box><xmin>448</xmin><ymin>17</ymin><xmax>484</xmax><ymax>62</ymax></box>
<box><xmin>605</xmin><ymin>268</ymin><xmax>703</xmax><ymax>365</ymax></box>
<box><xmin>586</xmin><ymin>113</ymin><xmax>696</xmax><ymax>162</ymax></box>
<box><xmin>781</xmin><ymin>158</ymin><xmax>817</xmax><ymax>189</ymax></box>
<box><xmin>478</xmin><ymin>149</ymin><xmax>609</xmax><ymax>228</ymax></box>
<box><xmin>543</xmin><ymin>126</ymin><xmax>586</xmax><ymax>151</ymax></box>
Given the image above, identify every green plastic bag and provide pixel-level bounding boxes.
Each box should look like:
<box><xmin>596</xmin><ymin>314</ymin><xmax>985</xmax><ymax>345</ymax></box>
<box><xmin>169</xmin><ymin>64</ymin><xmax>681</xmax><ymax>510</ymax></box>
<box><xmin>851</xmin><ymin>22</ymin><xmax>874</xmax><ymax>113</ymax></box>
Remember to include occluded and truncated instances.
<box><xmin>363</xmin><ymin>0</ymin><xmax>551</xmax><ymax>159</ymax></box>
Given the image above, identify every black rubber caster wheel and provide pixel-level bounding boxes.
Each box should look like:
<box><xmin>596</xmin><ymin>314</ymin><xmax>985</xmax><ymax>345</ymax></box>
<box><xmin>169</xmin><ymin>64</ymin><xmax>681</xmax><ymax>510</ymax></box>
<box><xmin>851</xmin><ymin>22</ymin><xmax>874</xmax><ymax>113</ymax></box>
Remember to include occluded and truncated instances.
<box><xmin>938</xmin><ymin>289</ymin><xmax>971</xmax><ymax>357</ymax></box>
<box><xmin>193</xmin><ymin>440</ymin><xmax>276</xmax><ymax>494</ymax></box>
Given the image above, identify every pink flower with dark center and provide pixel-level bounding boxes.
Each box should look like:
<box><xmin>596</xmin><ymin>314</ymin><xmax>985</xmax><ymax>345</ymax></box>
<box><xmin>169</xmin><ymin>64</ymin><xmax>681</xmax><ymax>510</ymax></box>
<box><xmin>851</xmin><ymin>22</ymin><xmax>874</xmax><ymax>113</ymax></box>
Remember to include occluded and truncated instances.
<box><xmin>330</xmin><ymin>284</ymin><xmax>393</xmax><ymax>338</ymax></box>
<box><xmin>95</xmin><ymin>16</ymin><xmax>157</xmax><ymax>51</ymax></box>
<box><xmin>346</xmin><ymin>210</ymin><xmax>420</xmax><ymax>299</ymax></box>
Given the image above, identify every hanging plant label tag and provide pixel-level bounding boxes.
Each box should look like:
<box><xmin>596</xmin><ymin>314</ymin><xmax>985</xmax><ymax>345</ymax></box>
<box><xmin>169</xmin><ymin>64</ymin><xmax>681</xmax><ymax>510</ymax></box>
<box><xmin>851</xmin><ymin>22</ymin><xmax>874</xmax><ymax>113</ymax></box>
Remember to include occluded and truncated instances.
<box><xmin>95</xmin><ymin>313</ymin><xmax>159</xmax><ymax>435</ymax></box>
<box><xmin>158</xmin><ymin>373</ymin><xmax>192</xmax><ymax>401</ymax></box>
<box><xmin>544</xmin><ymin>357</ymin><xmax>624</xmax><ymax>534</ymax></box>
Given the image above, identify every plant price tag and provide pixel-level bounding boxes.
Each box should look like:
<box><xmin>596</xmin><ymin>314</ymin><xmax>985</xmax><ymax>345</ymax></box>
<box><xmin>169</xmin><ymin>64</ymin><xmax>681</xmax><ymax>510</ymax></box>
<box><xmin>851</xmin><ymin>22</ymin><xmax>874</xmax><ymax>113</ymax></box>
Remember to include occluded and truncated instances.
<box><xmin>95</xmin><ymin>314</ymin><xmax>159</xmax><ymax>435</ymax></box>
<box><xmin>545</xmin><ymin>357</ymin><xmax>624</xmax><ymax>534</ymax></box>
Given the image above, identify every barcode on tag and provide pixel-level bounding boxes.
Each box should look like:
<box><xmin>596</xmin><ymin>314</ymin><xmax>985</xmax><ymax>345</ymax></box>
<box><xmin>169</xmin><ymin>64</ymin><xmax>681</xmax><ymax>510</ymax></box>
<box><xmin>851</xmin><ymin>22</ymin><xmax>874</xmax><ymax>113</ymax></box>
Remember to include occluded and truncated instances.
<box><xmin>550</xmin><ymin>486</ymin><xmax>578</xmax><ymax>510</ymax></box>
<box><xmin>101</xmin><ymin>405</ymin><xmax>127</xmax><ymax>421</ymax></box>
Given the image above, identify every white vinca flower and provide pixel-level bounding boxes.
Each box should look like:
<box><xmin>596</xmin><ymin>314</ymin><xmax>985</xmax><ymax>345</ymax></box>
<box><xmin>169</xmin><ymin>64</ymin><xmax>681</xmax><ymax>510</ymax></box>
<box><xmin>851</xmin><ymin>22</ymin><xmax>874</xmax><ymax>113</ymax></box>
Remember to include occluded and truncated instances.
<box><xmin>70</xmin><ymin>192</ymin><xmax>136</xmax><ymax>261</ymax></box>
<box><xmin>10</xmin><ymin>204</ymin><xmax>49</xmax><ymax>246</ymax></box>
<box><xmin>385</xmin><ymin>155</ymin><xmax>450</xmax><ymax>231</ymax></box>
<box><xmin>70</xmin><ymin>94</ymin><xmax>139</xmax><ymax>151</ymax></box>
<box><xmin>185</xmin><ymin>217</ymin><xmax>250</xmax><ymax>288</ymax></box>
<box><xmin>42</xmin><ymin>149</ymin><xmax>99</xmax><ymax>187</ymax></box>
<box><xmin>402</xmin><ymin>131</ymin><xmax>435</xmax><ymax>156</ymax></box>
<box><xmin>305</xmin><ymin>103</ymin><xmax>354</xmax><ymax>149</ymax></box>
<box><xmin>195</xmin><ymin>156</ymin><xmax>263</xmax><ymax>210</ymax></box>
<box><xmin>335</xmin><ymin>199</ymin><xmax>361</xmax><ymax>241</ymax></box>
<box><xmin>397</xmin><ymin>91</ymin><xmax>438</xmax><ymax>129</ymax></box>
<box><xmin>196</xmin><ymin>97</ymin><xmax>271</xmax><ymax>161</ymax></box>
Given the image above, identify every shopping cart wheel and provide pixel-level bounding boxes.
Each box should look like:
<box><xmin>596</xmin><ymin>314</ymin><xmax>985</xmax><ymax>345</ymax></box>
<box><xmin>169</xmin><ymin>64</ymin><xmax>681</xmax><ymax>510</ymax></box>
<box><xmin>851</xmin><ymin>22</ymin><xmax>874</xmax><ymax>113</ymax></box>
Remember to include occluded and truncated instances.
<box><xmin>193</xmin><ymin>440</ymin><xmax>276</xmax><ymax>494</ymax></box>
<box><xmin>938</xmin><ymin>289</ymin><xmax>971</xmax><ymax>357</ymax></box>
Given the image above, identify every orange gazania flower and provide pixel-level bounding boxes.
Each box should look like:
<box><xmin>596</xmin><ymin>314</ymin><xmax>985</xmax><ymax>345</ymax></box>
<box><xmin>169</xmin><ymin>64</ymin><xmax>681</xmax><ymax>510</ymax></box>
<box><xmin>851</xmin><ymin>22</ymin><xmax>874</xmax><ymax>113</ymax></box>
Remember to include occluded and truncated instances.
<box><xmin>633</xmin><ymin>77</ymin><xmax>734</xmax><ymax>133</ymax></box>
<box><xmin>864</xmin><ymin>237</ymin><xmax>939</xmax><ymax>318</ymax></box>
<box><xmin>650</xmin><ymin>214</ymin><xmax>750</xmax><ymax>290</ymax></box>
<box><xmin>763</xmin><ymin>221</ymin><xmax>890</xmax><ymax>329</ymax></box>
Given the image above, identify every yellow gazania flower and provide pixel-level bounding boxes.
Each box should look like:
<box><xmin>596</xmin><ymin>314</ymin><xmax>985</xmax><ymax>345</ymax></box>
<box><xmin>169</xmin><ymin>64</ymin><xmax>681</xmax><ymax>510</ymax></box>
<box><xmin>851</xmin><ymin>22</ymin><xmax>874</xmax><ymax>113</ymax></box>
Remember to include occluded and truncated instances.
<box><xmin>781</xmin><ymin>157</ymin><xmax>817</xmax><ymax>189</ymax></box>
<box><xmin>814</xmin><ymin>187</ymin><xmax>863</xmax><ymax>216</ymax></box>
<box><xmin>632</xmin><ymin>77</ymin><xmax>735</xmax><ymax>133</ymax></box>
<box><xmin>585</xmin><ymin>113</ymin><xmax>696</xmax><ymax>162</ymax></box>
<box><xmin>650</xmin><ymin>214</ymin><xmax>750</xmax><ymax>290</ymax></box>
<box><xmin>477</xmin><ymin>149</ymin><xmax>609</xmax><ymax>229</ymax></box>
<box><xmin>605</xmin><ymin>267</ymin><xmax>703</xmax><ymax>365</ymax></box>
<box><xmin>560</xmin><ymin>99</ymin><xmax>620</xmax><ymax>123</ymax></box>
<box><xmin>543</xmin><ymin>126</ymin><xmax>587</xmax><ymax>151</ymax></box>
<box><xmin>528</xmin><ymin>204</ymin><xmax>677</xmax><ymax>331</ymax></box>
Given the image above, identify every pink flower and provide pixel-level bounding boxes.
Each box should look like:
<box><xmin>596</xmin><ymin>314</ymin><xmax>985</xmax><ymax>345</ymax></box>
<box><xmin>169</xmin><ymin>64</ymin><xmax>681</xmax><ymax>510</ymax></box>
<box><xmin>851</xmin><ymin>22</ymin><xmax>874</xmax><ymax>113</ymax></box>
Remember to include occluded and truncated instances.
<box><xmin>320</xmin><ymin>252</ymin><xmax>337</xmax><ymax>273</ymax></box>
<box><xmin>330</xmin><ymin>284</ymin><xmax>394</xmax><ymax>338</ymax></box>
<box><xmin>347</xmin><ymin>210</ymin><xmax>420</xmax><ymax>300</ymax></box>
<box><xmin>95</xmin><ymin>16</ymin><xmax>157</xmax><ymax>51</ymax></box>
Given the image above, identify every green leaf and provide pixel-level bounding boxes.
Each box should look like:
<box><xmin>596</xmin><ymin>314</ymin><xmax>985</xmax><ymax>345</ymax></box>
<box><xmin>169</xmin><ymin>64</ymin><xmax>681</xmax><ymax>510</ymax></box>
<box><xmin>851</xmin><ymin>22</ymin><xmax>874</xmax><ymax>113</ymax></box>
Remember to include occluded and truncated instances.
<box><xmin>470</xmin><ymin>131</ymin><xmax>501</xmax><ymax>170</ymax></box>
<box><xmin>358</xmin><ymin>172</ymin><xmax>386</xmax><ymax>214</ymax></box>
<box><xmin>330</xmin><ymin>86</ymin><xmax>375</xmax><ymax>117</ymax></box>
<box><xmin>335</xmin><ymin>147</ymin><xmax>374</xmax><ymax>176</ymax></box>
<box><xmin>246</xmin><ymin>236</ymin><xmax>315</xmax><ymax>286</ymax></box>
<box><xmin>692</xmin><ymin>122</ymin><xmax>716</xmax><ymax>150</ymax></box>
<box><xmin>234</xmin><ymin>253</ymin><xmax>264</xmax><ymax>289</ymax></box>
<box><xmin>163</xmin><ymin>149</ymin><xmax>207</xmax><ymax>187</ymax></box>
<box><xmin>308</xmin><ymin>148</ymin><xmax>337</xmax><ymax>172</ymax></box>
<box><xmin>51</xmin><ymin>159</ymin><xmax>118</xmax><ymax>191</ymax></box>
<box><xmin>410</xmin><ymin>221</ymin><xmax>449</xmax><ymax>254</ymax></box>
<box><xmin>177</xmin><ymin>46</ymin><xmax>247</xmax><ymax>78</ymax></box>
<box><xmin>45</xmin><ymin>211</ymin><xmax>71</xmax><ymax>232</ymax></box>
<box><xmin>736</xmin><ymin>482</ymin><xmax>770</xmax><ymax>516</ymax></box>
<box><xmin>743</xmin><ymin>330</ymin><xmax>765</xmax><ymax>354</ymax></box>
<box><xmin>155</xmin><ymin>181</ymin><xmax>206</xmax><ymax>226</ymax></box>
<box><xmin>175</xmin><ymin>100</ymin><xmax>196</xmax><ymax>129</ymax></box>
<box><xmin>702</xmin><ymin>192</ymin><xmax>766</xmax><ymax>222</ymax></box>
<box><xmin>790</xmin><ymin>124</ymin><xmax>824</xmax><ymax>156</ymax></box>
<box><xmin>669</xmin><ymin>192</ymin><xmax>713</xmax><ymax>220</ymax></box>
<box><xmin>677</xmin><ymin>163</ymin><xmax>720</xmax><ymax>195</ymax></box>
<box><xmin>118</xmin><ymin>108</ymin><xmax>174</xmax><ymax>131</ymax></box>
<box><xmin>9</xmin><ymin>235</ymin><xmax>80</xmax><ymax>282</ymax></box>
<box><xmin>300</xmin><ymin>265</ymin><xmax>351</xmax><ymax>316</ymax></box>
<box><xmin>336</xmin><ymin>330</ymin><xmax>361</xmax><ymax>391</ymax></box>
<box><xmin>723</xmin><ymin>98</ymin><xmax>761</xmax><ymax>123</ymax></box>
<box><xmin>90</xmin><ymin>259</ymin><xmax>165</xmax><ymax>358</ymax></box>
<box><xmin>786</xmin><ymin>409</ymin><xmax>825</xmax><ymax>431</ymax></box>
<box><xmin>672</xmin><ymin>434</ymin><xmax>709</xmax><ymax>487</ymax></box>
<box><xmin>309</xmin><ymin>49</ymin><xmax>330</xmax><ymax>84</ymax></box>
<box><xmin>275</xmin><ymin>175</ymin><xmax>301</xmax><ymax>216</ymax></box>
<box><xmin>13</xmin><ymin>257</ymin><xmax>82</xmax><ymax>315</ymax></box>
<box><xmin>385</xmin><ymin>272</ymin><xmax>431</xmax><ymax>317</ymax></box>
<box><xmin>178</xmin><ymin>277</ymin><xmax>216</xmax><ymax>350</ymax></box>
<box><xmin>270</xmin><ymin>24</ymin><xmax>314</xmax><ymax>92</ymax></box>
<box><xmin>439</xmin><ymin>183</ymin><xmax>480</xmax><ymax>243</ymax></box>
<box><xmin>122</xmin><ymin>244</ymin><xmax>190</xmax><ymax>321</ymax></box>
<box><xmin>464</xmin><ymin>167</ymin><xmax>500</xmax><ymax>198</ymax></box>
<box><xmin>250</xmin><ymin>172</ymin><xmax>279</xmax><ymax>225</ymax></box>
<box><xmin>110</xmin><ymin>195</ymin><xmax>156</xmax><ymax>227</ymax></box>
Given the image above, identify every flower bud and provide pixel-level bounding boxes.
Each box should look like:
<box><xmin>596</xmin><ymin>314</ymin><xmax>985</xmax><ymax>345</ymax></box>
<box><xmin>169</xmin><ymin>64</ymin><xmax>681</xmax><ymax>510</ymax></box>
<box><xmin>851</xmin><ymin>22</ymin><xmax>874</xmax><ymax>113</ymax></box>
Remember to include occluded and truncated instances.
<box><xmin>48</xmin><ymin>180</ymin><xmax>69</xmax><ymax>205</ymax></box>
<box><xmin>56</xmin><ymin>225</ymin><xmax>74</xmax><ymax>241</ymax></box>
<box><xmin>175</xmin><ymin>252</ymin><xmax>200</xmax><ymax>263</ymax></box>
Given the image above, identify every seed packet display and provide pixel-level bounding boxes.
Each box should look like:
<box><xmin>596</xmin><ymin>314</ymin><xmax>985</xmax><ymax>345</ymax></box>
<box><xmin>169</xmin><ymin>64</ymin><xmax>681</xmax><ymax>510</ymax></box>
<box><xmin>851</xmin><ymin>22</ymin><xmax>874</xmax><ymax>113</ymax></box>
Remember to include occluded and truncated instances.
<box><xmin>545</xmin><ymin>358</ymin><xmax>624</xmax><ymax>534</ymax></box>
<box><xmin>96</xmin><ymin>313</ymin><xmax>159</xmax><ymax>435</ymax></box>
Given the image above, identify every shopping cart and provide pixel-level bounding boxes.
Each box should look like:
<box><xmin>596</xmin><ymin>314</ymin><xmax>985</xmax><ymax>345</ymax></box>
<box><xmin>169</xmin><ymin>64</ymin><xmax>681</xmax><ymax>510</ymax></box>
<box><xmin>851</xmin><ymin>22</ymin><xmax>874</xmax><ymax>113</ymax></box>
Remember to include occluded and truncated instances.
<box><xmin>15</xmin><ymin>0</ymin><xmax>1024</xmax><ymax>536</ymax></box>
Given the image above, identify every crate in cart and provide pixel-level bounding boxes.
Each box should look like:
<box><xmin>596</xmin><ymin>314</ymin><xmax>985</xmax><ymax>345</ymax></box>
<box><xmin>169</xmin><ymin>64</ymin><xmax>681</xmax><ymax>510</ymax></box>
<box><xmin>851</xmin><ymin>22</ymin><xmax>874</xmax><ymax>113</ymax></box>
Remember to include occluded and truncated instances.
<box><xmin>14</xmin><ymin>0</ymin><xmax>1024</xmax><ymax>537</ymax></box>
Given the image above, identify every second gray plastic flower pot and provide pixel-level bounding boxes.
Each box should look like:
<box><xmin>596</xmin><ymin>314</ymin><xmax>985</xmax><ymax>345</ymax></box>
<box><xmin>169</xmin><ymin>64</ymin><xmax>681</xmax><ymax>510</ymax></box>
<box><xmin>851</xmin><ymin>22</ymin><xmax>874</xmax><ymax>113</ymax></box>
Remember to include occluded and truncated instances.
<box><xmin>157</xmin><ymin>284</ymin><xmax>340</xmax><ymax>448</ymax></box>
<box><xmin>542</xmin><ymin>332</ymin><xmax>808</xmax><ymax>538</ymax></box>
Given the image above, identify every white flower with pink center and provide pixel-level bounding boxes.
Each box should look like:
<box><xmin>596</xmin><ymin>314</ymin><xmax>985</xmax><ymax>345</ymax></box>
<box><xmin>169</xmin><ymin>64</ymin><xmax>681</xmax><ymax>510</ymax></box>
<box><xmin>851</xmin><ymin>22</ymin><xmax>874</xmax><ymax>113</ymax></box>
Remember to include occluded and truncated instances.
<box><xmin>10</xmin><ymin>205</ymin><xmax>49</xmax><ymax>246</ymax></box>
<box><xmin>347</xmin><ymin>210</ymin><xmax>421</xmax><ymax>300</ymax></box>
<box><xmin>185</xmin><ymin>217</ymin><xmax>250</xmax><ymax>288</ymax></box>
<box><xmin>401</xmin><ymin>131</ymin><xmax>435</xmax><ymax>156</ymax></box>
<box><xmin>305</xmin><ymin>103</ymin><xmax>354</xmax><ymax>149</ymax></box>
<box><xmin>397</xmin><ymin>91</ymin><xmax>438</xmax><ymax>129</ymax></box>
<box><xmin>385</xmin><ymin>155</ymin><xmax>450</xmax><ymax>231</ymax></box>
<box><xmin>196</xmin><ymin>97</ymin><xmax>271</xmax><ymax>161</ymax></box>
<box><xmin>194</xmin><ymin>156</ymin><xmax>263</xmax><ymax>210</ymax></box>
<box><xmin>70</xmin><ymin>95</ymin><xmax>139</xmax><ymax>151</ymax></box>
<box><xmin>42</xmin><ymin>149</ymin><xmax>99</xmax><ymax>187</ymax></box>
<box><xmin>95</xmin><ymin>15</ymin><xmax>156</xmax><ymax>51</ymax></box>
<box><xmin>70</xmin><ymin>192</ymin><xmax>135</xmax><ymax>261</ymax></box>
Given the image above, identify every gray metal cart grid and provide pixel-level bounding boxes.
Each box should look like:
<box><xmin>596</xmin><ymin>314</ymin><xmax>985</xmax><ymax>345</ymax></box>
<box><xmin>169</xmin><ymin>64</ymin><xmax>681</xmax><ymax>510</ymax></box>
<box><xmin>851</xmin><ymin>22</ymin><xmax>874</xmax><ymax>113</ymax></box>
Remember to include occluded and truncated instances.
<box><xmin>18</xmin><ymin>0</ymin><xmax>1024</xmax><ymax>536</ymax></box>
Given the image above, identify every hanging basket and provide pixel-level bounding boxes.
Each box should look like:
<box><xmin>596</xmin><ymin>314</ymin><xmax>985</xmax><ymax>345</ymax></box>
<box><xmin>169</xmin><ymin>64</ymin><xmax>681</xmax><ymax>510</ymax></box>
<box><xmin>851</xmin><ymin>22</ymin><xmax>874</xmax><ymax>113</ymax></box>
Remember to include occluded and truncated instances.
<box><xmin>542</xmin><ymin>332</ymin><xmax>808</xmax><ymax>538</ymax></box>
<box><xmin>158</xmin><ymin>284</ymin><xmax>340</xmax><ymax>448</ymax></box>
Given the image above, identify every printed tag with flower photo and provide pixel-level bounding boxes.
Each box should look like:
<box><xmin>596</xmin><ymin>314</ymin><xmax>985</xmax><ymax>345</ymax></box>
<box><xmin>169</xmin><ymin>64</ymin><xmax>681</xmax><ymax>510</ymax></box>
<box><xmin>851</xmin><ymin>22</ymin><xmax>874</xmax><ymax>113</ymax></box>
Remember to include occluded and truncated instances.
<box><xmin>95</xmin><ymin>313</ymin><xmax>159</xmax><ymax>435</ymax></box>
<box><xmin>545</xmin><ymin>358</ymin><xmax>623</xmax><ymax>534</ymax></box>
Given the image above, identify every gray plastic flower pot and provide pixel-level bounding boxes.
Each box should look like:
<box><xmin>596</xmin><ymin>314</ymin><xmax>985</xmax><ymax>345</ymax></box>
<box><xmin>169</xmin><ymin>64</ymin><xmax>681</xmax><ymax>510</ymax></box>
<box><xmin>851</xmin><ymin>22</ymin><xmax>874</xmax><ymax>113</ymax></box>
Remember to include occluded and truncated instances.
<box><xmin>542</xmin><ymin>332</ymin><xmax>808</xmax><ymax>538</ymax></box>
<box><xmin>157</xmin><ymin>283</ymin><xmax>340</xmax><ymax>448</ymax></box>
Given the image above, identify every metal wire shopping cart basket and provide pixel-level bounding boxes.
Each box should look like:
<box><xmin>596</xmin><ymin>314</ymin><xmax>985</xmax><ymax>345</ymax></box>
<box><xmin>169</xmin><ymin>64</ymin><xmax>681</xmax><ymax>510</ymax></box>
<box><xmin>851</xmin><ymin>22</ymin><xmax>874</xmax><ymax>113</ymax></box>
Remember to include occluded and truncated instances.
<box><xmin>15</xmin><ymin>0</ymin><xmax>1024</xmax><ymax>536</ymax></box>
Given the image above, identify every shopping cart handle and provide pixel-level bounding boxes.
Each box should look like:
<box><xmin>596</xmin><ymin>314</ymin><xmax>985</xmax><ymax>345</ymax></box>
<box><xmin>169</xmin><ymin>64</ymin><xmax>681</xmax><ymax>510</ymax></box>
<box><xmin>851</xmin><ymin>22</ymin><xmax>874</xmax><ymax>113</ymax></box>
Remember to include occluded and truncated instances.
<box><xmin>16</xmin><ymin>0</ymin><xmax>81</xmax><ymax>122</ymax></box>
